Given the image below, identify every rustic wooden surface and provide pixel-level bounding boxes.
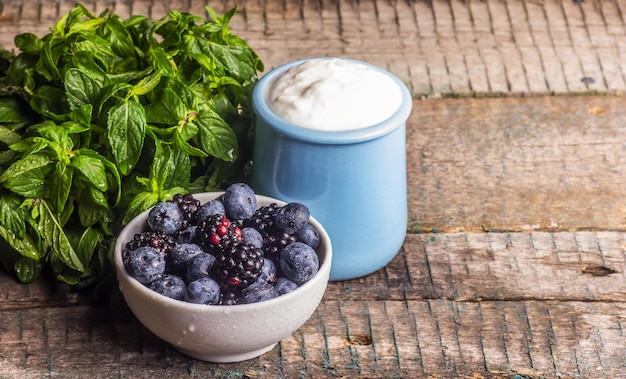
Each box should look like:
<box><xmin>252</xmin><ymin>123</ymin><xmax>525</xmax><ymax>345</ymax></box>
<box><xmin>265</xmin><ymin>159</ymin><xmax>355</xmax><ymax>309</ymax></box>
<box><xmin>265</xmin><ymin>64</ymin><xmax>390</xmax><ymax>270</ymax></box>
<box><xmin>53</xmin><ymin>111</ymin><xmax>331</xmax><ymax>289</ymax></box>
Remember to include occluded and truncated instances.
<box><xmin>1</xmin><ymin>0</ymin><xmax>626</xmax><ymax>378</ymax></box>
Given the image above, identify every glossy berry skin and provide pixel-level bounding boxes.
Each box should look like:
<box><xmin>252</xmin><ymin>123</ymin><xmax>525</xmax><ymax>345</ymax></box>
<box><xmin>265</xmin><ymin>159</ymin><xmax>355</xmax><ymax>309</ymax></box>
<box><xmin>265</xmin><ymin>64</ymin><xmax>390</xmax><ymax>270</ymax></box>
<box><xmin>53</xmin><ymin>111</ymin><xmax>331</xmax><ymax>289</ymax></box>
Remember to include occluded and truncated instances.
<box><xmin>221</xmin><ymin>183</ymin><xmax>257</xmax><ymax>220</ymax></box>
<box><xmin>274</xmin><ymin>202</ymin><xmax>310</xmax><ymax>234</ymax></box>
<box><xmin>242</xmin><ymin>227</ymin><xmax>264</xmax><ymax>249</ymax></box>
<box><xmin>240</xmin><ymin>281</ymin><xmax>278</xmax><ymax>304</ymax></box>
<box><xmin>172</xmin><ymin>193</ymin><xmax>200</xmax><ymax>229</ymax></box>
<box><xmin>185</xmin><ymin>253</ymin><xmax>216</xmax><ymax>283</ymax></box>
<box><xmin>122</xmin><ymin>231</ymin><xmax>176</xmax><ymax>266</ymax></box>
<box><xmin>280</xmin><ymin>242</ymin><xmax>319</xmax><ymax>284</ymax></box>
<box><xmin>197</xmin><ymin>199</ymin><xmax>226</xmax><ymax>222</ymax></box>
<box><xmin>149</xmin><ymin>274</ymin><xmax>186</xmax><ymax>300</ymax></box>
<box><xmin>257</xmin><ymin>258</ymin><xmax>277</xmax><ymax>284</ymax></box>
<box><xmin>169</xmin><ymin>243</ymin><xmax>204</xmax><ymax>269</ymax></box>
<box><xmin>177</xmin><ymin>226</ymin><xmax>197</xmax><ymax>244</ymax></box>
<box><xmin>214</xmin><ymin>242</ymin><xmax>264</xmax><ymax>292</ymax></box>
<box><xmin>147</xmin><ymin>201</ymin><xmax>184</xmax><ymax>234</ymax></box>
<box><xmin>274</xmin><ymin>277</ymin><xmax>298</xmax><ymax>296</ymax></box>
<box><xmin>295</xmin><ymin>223</ymin><xmax>320</xmax><ymax>249</ymax></box>
<box><xmin>126</xmin><ymin>246</ymin><xmax>166</xmax><ymax>285</ymax></box>
<box><xmin>185</xmin><ymin>277</ymin><xmax>220</xmax><ymax>305</ymax></box>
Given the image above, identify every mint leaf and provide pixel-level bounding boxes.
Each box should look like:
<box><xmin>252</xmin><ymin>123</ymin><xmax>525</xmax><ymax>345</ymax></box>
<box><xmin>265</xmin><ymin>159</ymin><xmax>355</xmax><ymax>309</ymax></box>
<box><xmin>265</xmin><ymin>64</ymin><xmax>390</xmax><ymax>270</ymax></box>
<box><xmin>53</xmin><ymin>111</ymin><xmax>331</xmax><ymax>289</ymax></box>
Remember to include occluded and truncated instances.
<box><xmin>35</xmin><ymin>199</ymin><xmax>84</xmax><ymax>272</ymax></box>
<box><xmin>194</xmin><ymin>108</ymin><xmax>237</xmax><ymax>161</ymax></box>
<box><xmin>65</xmin><ymin>68</ymin><xmax>103</xmax><ymax>110</ymax></box>
<box><xmin>108</xmin><ymin>99</ymin><xmax>146</xmax><ymax>175</ymax></box>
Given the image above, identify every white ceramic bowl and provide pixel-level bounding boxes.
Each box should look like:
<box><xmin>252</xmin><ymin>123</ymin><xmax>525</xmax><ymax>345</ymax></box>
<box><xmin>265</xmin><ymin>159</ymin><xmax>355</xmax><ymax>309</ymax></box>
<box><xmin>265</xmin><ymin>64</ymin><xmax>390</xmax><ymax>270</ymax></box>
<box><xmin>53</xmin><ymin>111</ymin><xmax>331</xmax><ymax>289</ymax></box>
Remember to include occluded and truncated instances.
<box><xmin>114</xmin><ymin>192</ymin><xmax>332</xmax><ymax>363</ymax></box>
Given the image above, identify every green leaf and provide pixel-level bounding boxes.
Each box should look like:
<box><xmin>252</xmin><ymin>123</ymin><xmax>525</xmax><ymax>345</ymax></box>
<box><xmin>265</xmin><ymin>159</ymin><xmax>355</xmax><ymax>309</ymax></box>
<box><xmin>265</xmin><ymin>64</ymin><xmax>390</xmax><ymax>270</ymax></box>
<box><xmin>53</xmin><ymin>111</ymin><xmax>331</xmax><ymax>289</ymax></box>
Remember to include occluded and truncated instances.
<box><xmin>35</xmin><ymin>199</ymin><xmax>84</xmax><ymax>272</ymax></box>
<box><xmin>107</xmin><ymin>99</ymin><xmax>146</xmax><ymax>175</ymax></box>
<box><xmin>49</xmin><ymin>163</ymin><xmax>73</xmax><ymax>214</ymax></box>
<box><xmin>100</xmin><ymin>16</ymin><xmax>136</xmax><ymax>57</ymax></box>
<box><xmin>65</xmin><ymin>68</ymin><xmax>103</xmax><ymax>110</ymax></box>
<box><xmin>75</xmin><ymin>148</ymin><xmax>121</xmax><ymax>204</ymax></box>
<box><xmin>129</xmin><ymin>70</ymin><xmax>162</xmax><ymax>97</ymax></box>
<box><xmin>71</xmin><ymin>154</ymin><xmax>108</xmax><ymax>191</ymax></box>
<box><xmin>13</xmin><ymin>33</ymin><xmax>44</xmax><ymax>55</ymax></box>
<box><xmin>71</xmin><ymin>227</ymin><xmax>103</xmax><ymax>269</ymax></box>
<box><xmin>78</xmin><ymin>199</ymin><xmax>110</xmax><ymax>228</ymax></box>
<box><xmin>194</xmin><ymin>109</ymin><xmax>237</xmax><ymax>161</ymax></box>
<box><xmin>0</xmin><ymin>195</ymin><xmax>26</xmax><ymax>240</ymax></box>
<box><xmin>14</xmin><ymin>255</ymin><xmax>43</xmax><ymax>284</ymax></box>
<box><xmin>0</xmin><ymin>97</ymin><xmax>30</xmax><ymax>125</ymax></box>
<box><xmin>123</xmin><ymin>191</ymin><xmax>159</xmax><ymax>224</ymax></box>
<box><xmin>0</xmin><ymin>125</ymin><xmax>21</xmax><ymax>146</ymax></box>
<box><xmin>0</xmin><ymin>153</ymin><xmax>53</xmax><ymax>197</ymax></box>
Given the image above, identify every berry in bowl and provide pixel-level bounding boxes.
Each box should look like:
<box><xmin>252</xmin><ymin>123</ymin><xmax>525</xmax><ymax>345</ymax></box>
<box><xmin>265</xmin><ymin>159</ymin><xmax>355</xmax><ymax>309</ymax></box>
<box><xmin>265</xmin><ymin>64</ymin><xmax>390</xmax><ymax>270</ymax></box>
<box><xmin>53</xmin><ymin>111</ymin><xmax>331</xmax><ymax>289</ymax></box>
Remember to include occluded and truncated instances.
<box><xmin>114</xmin><ymin>183</ymin><xmax>332</xmax><ymax>363</ymax></box>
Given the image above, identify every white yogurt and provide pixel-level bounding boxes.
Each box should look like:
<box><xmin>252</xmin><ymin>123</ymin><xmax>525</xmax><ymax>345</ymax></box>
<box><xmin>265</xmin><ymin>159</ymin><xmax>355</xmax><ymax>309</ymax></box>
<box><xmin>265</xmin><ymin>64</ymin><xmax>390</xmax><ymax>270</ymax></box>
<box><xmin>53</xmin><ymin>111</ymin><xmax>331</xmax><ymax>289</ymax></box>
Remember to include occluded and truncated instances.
<box><xmin>265</xmin><ymin>58</ymin><xmax>403</xmax><ymax>131</ymax></box>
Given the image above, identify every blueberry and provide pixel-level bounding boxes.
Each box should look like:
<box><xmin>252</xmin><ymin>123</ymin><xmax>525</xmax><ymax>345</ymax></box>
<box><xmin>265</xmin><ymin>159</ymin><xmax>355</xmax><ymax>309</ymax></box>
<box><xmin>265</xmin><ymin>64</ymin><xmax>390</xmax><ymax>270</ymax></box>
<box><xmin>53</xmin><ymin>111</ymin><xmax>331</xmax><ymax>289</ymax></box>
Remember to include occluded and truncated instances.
<box><xmin>240</xmin><ymin>281</ymin><xmax>278</xmax><ymax>304</ymax></box>
<box><xmin>169</xmin><ymin>243</ymin><xmax>204</xmax><ymax>269</ymax></box>
<box><xmin>274</xmin><ymin>202</ymin><xmax>310</xmax><ymax>234</ymax></box>
<box><xmin>149</xmin><ymin>274</ymin><xmax>186</xmax><ymax>300</ymax></box>
<box><xmin>177</xmin><ymin>226</ymin><xmax>197</xmax><ymax>243</ymax></box>
<box><xmin>147</xmin><ymin>201</ymin><xmax>184</xmax><ymax>234</ymax></box>
<box><xmin>126</xmin><ymin>246</ymin><xmax>166</xmax><ymax>285</ymax></box>
<box><xmin>197</xmin><ymin>199</ymin><xmax>226</xmax><ymax>222</ymax></box>
<box><xmin>242</xmin><ymin>227</ymin><xmax>264</xmax><ymax>249</ymax></box>
<box><xmin>185</xmin><ymin>253</ymin><xmax>216</xmax><ymax>283</ymax></box>
<box><xmin>221</xmin><ymin>183</ymin><xmax>257</xmax><ymax>220</ymax></box>
<box><xmin>274</xmin><ymin>277</ymin><xmax>298</xmax><ymax>296</ymax></box>
<box><xmin>257</xmin><ymin>258</ymin><xmax>277</xmax><ymax>284</ymax></box>
<box><xmin>295</xmin><ymin>223</ymin><xmax>320</xmax><ymax>249</ymax></box>
<box><xmin>185</xmin><ymin>277</ymin><xmax>220</xmax><ymax>304</ymax></box>
<box><xmin>280</xmin><ymin>242</ymin><xmax>319</xmax><ymax>284</ymax></box>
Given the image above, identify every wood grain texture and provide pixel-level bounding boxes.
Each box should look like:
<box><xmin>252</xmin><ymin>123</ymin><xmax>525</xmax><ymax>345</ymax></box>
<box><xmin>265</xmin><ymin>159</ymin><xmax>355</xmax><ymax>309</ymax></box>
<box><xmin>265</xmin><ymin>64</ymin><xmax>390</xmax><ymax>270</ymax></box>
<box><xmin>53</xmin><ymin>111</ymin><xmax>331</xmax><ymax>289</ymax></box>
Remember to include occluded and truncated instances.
<box><xmin>1</xmin><ymin>0</ymin><xmax>626</xmax><ymax>97</ymax></box>
<box><xmin>407</xmin><ymin>96</ymin><xmax>626</xmax><ymax>233</ymax></box>
<box><xmin>1</xmin><ymin>1</ymin><xmax>626</xmax><ymax>378</ymax></box>
<box><xmin>1</xmin><ymin>231</ymin><xmax>625</xmax><ymax>378</ymax></box>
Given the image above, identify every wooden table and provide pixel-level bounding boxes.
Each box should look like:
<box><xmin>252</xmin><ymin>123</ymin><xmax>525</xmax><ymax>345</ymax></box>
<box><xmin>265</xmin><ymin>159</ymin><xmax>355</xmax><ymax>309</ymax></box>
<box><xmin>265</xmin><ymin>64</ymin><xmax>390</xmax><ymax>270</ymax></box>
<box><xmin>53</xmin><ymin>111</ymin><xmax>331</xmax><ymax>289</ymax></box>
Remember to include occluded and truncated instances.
<box><xmin>1</xmin><ymin>1</ymin><xmax>626</xmax><ymax>378</ymax></box>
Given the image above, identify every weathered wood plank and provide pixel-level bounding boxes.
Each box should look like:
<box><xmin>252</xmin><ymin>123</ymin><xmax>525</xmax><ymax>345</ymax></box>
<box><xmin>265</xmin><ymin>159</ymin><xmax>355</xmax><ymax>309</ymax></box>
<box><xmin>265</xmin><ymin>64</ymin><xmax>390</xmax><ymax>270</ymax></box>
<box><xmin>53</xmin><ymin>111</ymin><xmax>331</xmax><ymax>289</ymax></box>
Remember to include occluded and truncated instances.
<box><xmin>407</xmin><ymin>95</ymin><xmax>626</xmax><ymax>233</ymax></box>
<box><xmin>2</xmin><ymin>0</ymin><xmax>625</xmax><ymax>97</ymax></box>
<box><xmin>1</xmin><ymin>298</ymin><xmax>625</xmax><ymax>378</ymax></box>
<box><xmin>1</xmin><ymin>230</ymin><xmax>625</xmax><ymax>378</ymax></box>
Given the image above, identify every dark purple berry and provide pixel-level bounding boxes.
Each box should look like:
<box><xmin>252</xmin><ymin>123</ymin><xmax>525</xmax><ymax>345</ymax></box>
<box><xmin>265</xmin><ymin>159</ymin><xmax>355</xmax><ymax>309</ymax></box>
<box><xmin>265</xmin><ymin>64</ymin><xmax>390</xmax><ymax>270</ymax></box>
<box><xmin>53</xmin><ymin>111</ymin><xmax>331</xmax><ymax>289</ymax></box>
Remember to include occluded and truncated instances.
<box><xmin>147</xmin><ymin>201</ymin><xmax>183</xmax><ymax>234</ymax></box>
<box><xmin>240</xmin><ymin>281</ymin><xmax>278</xmax><ymax>304</ymax></box>
<box><xmin>185</xmin><ymin>253</ymin><xmax>216</xmax><ymax>283</ymax></box>
<box><xmin>169</xmin><ymin>243</ymin><xmax>204</xmax><ymax>269</ymax></box>
<box><xmin>280</xmin><ymin>242</ymin><xmax>319</xmax><ymax>284</ymax></box>
<box><xmin>126</xmin><ymin>246</ymin><xmax>166</xmax><ymax>285</ymax></box>
<box><xmin>149</xmin><ymin>274</ymin><xmax>186</xmax><ymax>300</ymax></box>
<box><xmin>172</xmin><ymin>193</ymin><xmax>200</xmax><ymax>229</ymax></box>
<box><xmin>257</xmin><ymin>258</ymin><xmax>277</xmax><ymax>284</ymax></box>
<box><xmin>221</xmin><ymin>183</ymin><xmax>256</xmax><ymax>220</ymax></box>
<box><xmin>295</xmin><ymin>223</ymin><xmax>320</xmax><ymax>249</ymax></box>
<box><xmin>242</xmin><ymin>227</ymin><xmax>263</xmax><ymax>249</ymax></box>
<box><xmin>122</xmin><ymin>231</ymin><xmax>176</xmax><ymax>265</ymax></box>
<box><xmin>213</xmin><ymin>242</ymin><xmax>264</xmax><ymax>292</ymax></box>
<box><xmin>197</xmin><ymin>199</ymin><xmax>226</xmax><ymax>222</ymax></box>
<box><xmin>274</xmin><ymin>202</ymin><xmax>310</xmax><ymax>234</ymax></box>
<box><xmin>274</xmin><ymin>277</ymin><xmax>298</xmax><ymax>296</ymax></box>
<box><xmin>242</xmin><ymin>203</ymin><xmax>280</xmax><ymax>237</ymax></box>
<box><xmin>185</xmin><ymin>277</ymin><xmax>220</xmax><ymax>304</ymax></box>
<box><xmin>196</xmin><ymin>214</ymin><xmax>242</xmax><ymax>254</ymax></box>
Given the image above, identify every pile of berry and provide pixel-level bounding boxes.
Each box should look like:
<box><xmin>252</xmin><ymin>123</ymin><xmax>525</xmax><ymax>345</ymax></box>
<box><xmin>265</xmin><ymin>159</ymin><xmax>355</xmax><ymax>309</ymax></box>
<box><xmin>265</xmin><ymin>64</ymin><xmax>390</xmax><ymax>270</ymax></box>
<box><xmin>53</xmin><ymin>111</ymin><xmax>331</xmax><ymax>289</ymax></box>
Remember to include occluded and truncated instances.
<box><xmin>122</xmin><ymin>183</ymin><xmax>321</xmax><ymax>305</ymax></box>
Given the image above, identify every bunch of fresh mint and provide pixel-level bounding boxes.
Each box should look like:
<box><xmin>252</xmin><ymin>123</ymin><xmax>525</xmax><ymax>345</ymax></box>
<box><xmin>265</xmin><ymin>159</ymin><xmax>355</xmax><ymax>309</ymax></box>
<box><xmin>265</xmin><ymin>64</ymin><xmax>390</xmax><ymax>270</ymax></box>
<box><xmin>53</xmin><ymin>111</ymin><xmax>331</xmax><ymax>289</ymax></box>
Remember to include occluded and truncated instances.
<box><xmin>0</xmin><ymin>4</ymin><xmax>263</xmax><ymax>287</ymax></box>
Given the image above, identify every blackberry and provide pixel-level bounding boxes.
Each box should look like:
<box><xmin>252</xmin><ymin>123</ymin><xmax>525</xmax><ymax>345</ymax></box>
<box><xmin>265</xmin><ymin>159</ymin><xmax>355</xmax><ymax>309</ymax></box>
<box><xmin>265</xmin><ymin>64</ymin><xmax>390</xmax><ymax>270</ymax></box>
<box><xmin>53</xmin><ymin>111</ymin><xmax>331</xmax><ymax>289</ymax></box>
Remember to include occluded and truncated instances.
<box><xmin>122</xmin><ymin>231</ymin><xmax>176</xmax><ymax>266</ymax></box>
<box><xmin>172</xmin><ymin>193</ymin><xmax>200</xmax><ymax>229</ymax></box>
<box><xmin>263</xmin><ymin>231</ymin><xmax>296</xmax><ymax>263</ymax></box>
<box><xmin>195</xmin><ymin>214</ymin><xmax>242</xmax><ymax>254</ymax></box>
<box><xmin>219</xmin><ymin>291</ymin><xmax>239</xmax><ymax>306</ymax></box>
<box><xmin>242</xmin><ymin>203</ymin><xmax>281</xmax><ymax>237</ymax></box>
<box><xmin>213</xmin><ymin>242</ymin><xmax>264</xmax><ymax>292</ymax></box>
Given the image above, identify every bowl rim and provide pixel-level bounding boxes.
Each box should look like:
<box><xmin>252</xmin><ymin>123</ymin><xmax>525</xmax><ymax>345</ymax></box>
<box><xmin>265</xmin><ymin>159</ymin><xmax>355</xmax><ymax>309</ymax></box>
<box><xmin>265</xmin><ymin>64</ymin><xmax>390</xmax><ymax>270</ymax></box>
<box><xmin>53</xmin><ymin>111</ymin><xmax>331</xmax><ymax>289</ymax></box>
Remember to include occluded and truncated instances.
<box><xmin>114</xmin><ymin>192</ymin><xmax>332</xmax><ymax>311</ymax></box>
